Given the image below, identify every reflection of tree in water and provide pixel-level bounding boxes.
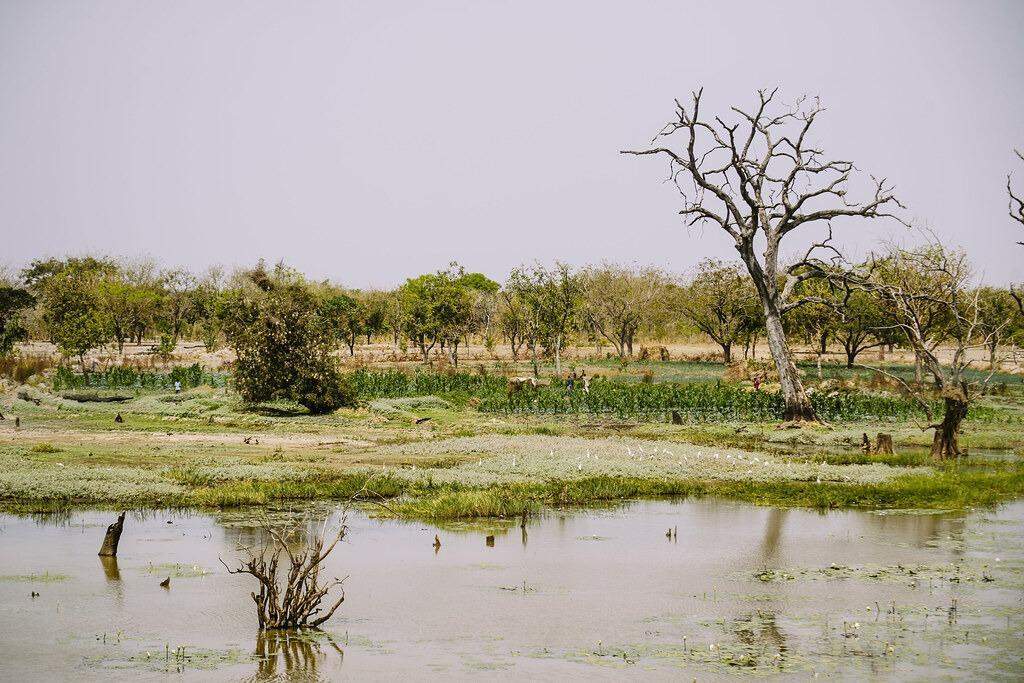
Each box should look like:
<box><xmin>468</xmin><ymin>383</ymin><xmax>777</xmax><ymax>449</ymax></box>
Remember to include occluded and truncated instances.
<box><xmin>732</xmin><ymin>611</ymin><xmax>788</xmax><ymax>666</ymax></box>
<box><xmin>252</xmin><ymin>630</ymin><xmax>343</xmax><ymax>682</ymax></box>
<box><xmin>760</xmin><ymin>509</ymin><xmax>788</xmax><ymax>561</ymax></box>
<box><xmin>225</xmin><ymin>514</ymin><xmax>333</xmax><ymax>558</ymax></box>
<box><xmin>865</xmin><ymin>512</ymin><xmax>966</xmax><ymax>554</ymax></box>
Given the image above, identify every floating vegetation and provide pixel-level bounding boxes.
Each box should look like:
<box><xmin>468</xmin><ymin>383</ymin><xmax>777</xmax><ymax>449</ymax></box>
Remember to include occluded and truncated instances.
<box><xmin>0</xmin><ymin>571</ymin><xmax>70</xmax><ymax>583</ymax></box>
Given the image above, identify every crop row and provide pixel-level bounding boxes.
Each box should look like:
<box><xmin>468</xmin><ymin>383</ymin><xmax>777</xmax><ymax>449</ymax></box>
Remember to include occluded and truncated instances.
<box><xmin>349</xmin><ymin>370</ymin><xmax>953</xmax><ymax>422</ymax></box>
<box><xmin>52</xmin><ymin>364</ymin><xmax>229</xmax><ymax>391</ymax></box>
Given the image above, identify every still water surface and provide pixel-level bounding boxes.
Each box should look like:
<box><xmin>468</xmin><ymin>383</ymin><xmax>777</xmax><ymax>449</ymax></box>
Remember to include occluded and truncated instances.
<box><xmin>1</xmin><ymin>499</ymin><xmax>1021</xmax><ymax>681</ymax></box>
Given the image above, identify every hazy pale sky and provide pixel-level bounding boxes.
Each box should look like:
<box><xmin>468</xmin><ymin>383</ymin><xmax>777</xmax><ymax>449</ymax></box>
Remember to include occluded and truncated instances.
<box><xmin>2</xmin><ymin>0</ymin><xmax>1022</xmax><ymax>287</ymax></box>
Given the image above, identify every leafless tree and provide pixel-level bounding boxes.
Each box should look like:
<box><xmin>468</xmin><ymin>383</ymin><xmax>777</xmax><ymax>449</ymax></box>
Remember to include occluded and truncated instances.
<box><xmin>1009</xmin><ymin>149</ymin><xmax>1024</xmax><ymax>241</ymax></box>
<box><xmin>857</xmin><ymin>241</ymin><xmax>1001</xmax><ymax>459</ymax></box>
<box><xmin>623</xmin><ymin>89</ymin><xmax>904</xmax><ymax>421</ymax></box>
<box><xmin>1009</xmin><ymin>149</ymin><xmax>1024</xmax><ymax>312</ymax></box>
<box><xmin>222</xmin><ymin>514</ymin><xmax>348</xmax><ymax>630</ymax></box>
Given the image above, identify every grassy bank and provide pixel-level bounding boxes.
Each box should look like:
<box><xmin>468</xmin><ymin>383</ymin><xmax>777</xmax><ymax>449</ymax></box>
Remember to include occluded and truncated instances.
<box><xmin>2</xmin><ymin>360</ymin><xmax>1022</xmax><ymax>519</ymax></box>
<box><xmin>2</xmin><ymin>438</ymin><xmax>1022</xmax><ymax>519</ymax></box>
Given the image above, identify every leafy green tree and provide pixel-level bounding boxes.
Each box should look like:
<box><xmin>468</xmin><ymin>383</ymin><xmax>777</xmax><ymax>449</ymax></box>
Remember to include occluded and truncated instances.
<box><xmin>976</xmin><ymin>286</ymin><xmax>1021</xmax><ymax>369</ymax></box>
<box><xmin>0</xmin><ymin>284</ymin><xmax>35</xmax><ymax>356</ymax></box>
<box><xmin>156</xmin><ymin>269</ymin><xmax>200</xmax><ymax>344</ymax></box>
<box><xmin>677</xmin><ymin>260</ymin><xmax>761</xmax><ymax>364</ymax></box>
<box><xmin>361</xmin><ymin>291</ymin><xmax>391</xmax><ymax>345</ymax></box>
<box><xmin>397</xmin><ymin>265</ymin><xmax>476</xmax><ymax>365</ymax></box>
<box><xmin>581</xmin><ymin>264</ymin><xmax>669</xmax><ymax>360</ymax></box>
<box><xmin>505</xmin><ymin>263</ymin><xmax>582</xmax><ymax>376</ymax></box>
<box><xmin>42</xmin><ymin>268</ymin><xmax>111</xmax><ymax>366</ymax></box>
<box><xmin>224</xmin><ymin>265</ymin><xmax>354</xmax><ymax>415</ymax></box>
<box><xmin>321</xmin><ymin>292</ymin><xmax>365</xmax><ymax>356</ymax></box>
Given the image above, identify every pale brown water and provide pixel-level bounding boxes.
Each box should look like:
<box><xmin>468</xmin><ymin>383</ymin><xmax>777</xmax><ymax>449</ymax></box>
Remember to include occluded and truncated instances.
<box><xmin>1</xmin><ymin>499</ymin><xmax>1022</xmax><ymax>681</ymax></box>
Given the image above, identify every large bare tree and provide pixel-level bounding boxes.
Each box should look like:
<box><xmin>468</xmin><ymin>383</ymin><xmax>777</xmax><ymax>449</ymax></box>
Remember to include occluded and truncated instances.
<box><xmin>1009</xmin><ymin>149</ymin><xmax>1024</xmax><ymax>312</ymax></box>
<box><xmin>623</xmin><ymin>89</ymin><xmax>904</xmax><ymax>421</ymax></box>
<box><xmin>1009</xmin><ymin>149</ymin><xmax>1024</xmax><ymax>242</ymax></box>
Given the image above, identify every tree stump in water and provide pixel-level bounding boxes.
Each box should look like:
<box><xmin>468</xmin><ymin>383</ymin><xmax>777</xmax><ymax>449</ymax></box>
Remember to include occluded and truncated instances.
<box><xmin>98</xmin><ymin>511</ymin><xmax>126</xmax><ymax>557</ymax></box>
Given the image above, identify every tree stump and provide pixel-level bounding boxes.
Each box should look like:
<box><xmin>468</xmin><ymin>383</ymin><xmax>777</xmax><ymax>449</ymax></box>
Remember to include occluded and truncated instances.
<box><xmin>873</xmin><ymin>433</ymin><xmax>894</xmax><ymax>455</ymax></box>
<box><xmin>98</xmin><ymin>511</ymin><xmax>126</xmax><ymax>557</ymax></box>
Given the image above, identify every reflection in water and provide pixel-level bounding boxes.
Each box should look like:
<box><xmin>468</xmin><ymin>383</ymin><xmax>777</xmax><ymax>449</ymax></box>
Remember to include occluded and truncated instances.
<box><xmin>733</xmin><ymin>611</ymin><xmax>788</xmax><ymax>664</ymax></box>
<box><xmin>99</xmin><ymin>555</ymin><xmax>120</xmax><ymax>581</ymax></box>
<box><xmin>865</xmin><ymin>511</ymin><xmax>966</xmax><ymax>552</ymax></box>
<box><xmin>1</xmin><ymin>500</ymin><xmax>1019</xmax><ymax>681</ymax></box>
<box><xmin>251</xmin><ymin>630</ymin><xmax>343</xmax><ymax>682</ymax></box>
<box><xmin>760</xmin><ymin>509</ymin><xmax>787</xmax><ymax>560</ymax></box>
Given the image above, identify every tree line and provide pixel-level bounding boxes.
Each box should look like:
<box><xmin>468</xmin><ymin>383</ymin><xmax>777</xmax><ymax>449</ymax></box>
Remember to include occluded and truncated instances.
<box><xmin>1</xmin><ymin>250</ymin><xmax>1021</xmax><ymax>374</ymax></box>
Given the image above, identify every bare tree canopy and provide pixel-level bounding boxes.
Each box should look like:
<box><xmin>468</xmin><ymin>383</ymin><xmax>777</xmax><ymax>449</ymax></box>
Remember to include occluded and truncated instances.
<box><xmin>1009</xmin><ymin>148</ymin><xmax>1024</xmax><ymax>244</ymax></box>
<box><xmin>623</xmin><ymin>88</ymin><xmax>905</xmax><ymax>421</ymax></box>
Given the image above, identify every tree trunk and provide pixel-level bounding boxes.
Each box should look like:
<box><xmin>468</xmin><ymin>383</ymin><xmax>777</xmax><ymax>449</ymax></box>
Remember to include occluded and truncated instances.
<box><xmin>554</xmin><ymin>334</ymin><xmax>562</xmax><ymax>375</ymax></box>
<box><xmin>845</xmin><ymin>344</ymin><xmax>856</xmax><ymax>369</ymax></box>
<box><xmin>530</xmin><ymin>338</ymin><xmax>539</xmax><ymax>378</ymax></box>
<box><xmin>989</xmin><ymin>342</ymin><xmax>998</xmax><ymax>371</ymax></box>
<box><xmin>930</xmin><ymin>394</ymin><xmax>968</xmax><ymax>460</ymax></box>
<box><xmin>721</xmin><ymin>342</ymin><xmax>732</xmax><ymax>364</ymax></box>
<box><xmin>763</xmin><ymin>309</ymin><xmax>817</xmax><ymax>421</ymax></box>
<box><xmin>98</xmin><ymin>511</ymin><xmax>126</xmax><ymax>557</ymax></box>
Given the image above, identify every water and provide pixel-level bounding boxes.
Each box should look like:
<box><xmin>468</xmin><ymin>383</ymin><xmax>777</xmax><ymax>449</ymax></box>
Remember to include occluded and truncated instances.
<box><xmin>1</xmin><ymin>499</ymin><xmax>1021</xmax><ymax>681</ymax></box>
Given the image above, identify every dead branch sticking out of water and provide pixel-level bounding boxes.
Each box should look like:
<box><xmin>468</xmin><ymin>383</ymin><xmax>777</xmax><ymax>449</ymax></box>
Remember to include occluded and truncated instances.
<box><xmin>221</xmin><ymin>516</ymin><xmax>348</xmax><ymax>630</ymax></box>
<box><xmin>98</xmin><ymin>511</ymin><xmax>126</xmax><ymax>557</ymax></box>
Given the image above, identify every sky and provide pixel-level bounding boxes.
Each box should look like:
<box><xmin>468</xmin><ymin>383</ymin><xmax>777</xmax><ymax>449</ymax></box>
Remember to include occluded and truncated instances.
<box><xmin>1</xmin><ymin>0</ymin><xmax>1022</xmax><ymax>287</ymax></box>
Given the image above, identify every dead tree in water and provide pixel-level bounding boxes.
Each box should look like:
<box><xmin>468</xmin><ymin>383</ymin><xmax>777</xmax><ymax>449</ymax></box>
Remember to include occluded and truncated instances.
<box><xmin>623</xmin><ymin>88</ymin><xmax>905</xmax><ymax>421</ymax></box>
<box><xmin>98</xmin><ymin>511</ymin><xmax>126</xmax><ymax>557</ymax></box>
<box><xmin>222</xmin><ymin>515</ymin><xmax>348</xmax><ymax>630</ymax></box>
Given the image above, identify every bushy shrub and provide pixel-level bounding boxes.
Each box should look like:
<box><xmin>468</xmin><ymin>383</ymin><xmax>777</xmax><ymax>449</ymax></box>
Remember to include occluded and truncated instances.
<box><xmin>225</xmin><ymin>269</ymin><xmax>356</xmax><ymax>415</ymax></box>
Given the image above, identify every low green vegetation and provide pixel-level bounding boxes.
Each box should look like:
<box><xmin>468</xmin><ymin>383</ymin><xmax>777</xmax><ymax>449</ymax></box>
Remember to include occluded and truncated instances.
<box><xmin>52</xmin><ymin>363</ymin><xmax>227</xmax><ymax>391</ymax></box>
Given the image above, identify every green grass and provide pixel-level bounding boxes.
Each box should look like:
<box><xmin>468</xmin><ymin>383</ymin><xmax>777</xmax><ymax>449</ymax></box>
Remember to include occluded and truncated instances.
<box><xmin>3</xmin><ymin>453</ymin><xmax>1022</xmax><ymax>519</ymax></box>
<box><xmin>386</xmin><ymin>462</ymin><xmax>1024</xmax><ymax>520</ymax></box>
<box><xmin>4</xmin><ymin>359</ymin><xmax>1020</xmax><ymax>520</ymax></box>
